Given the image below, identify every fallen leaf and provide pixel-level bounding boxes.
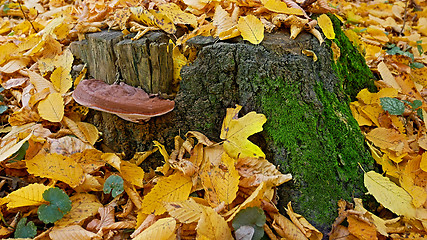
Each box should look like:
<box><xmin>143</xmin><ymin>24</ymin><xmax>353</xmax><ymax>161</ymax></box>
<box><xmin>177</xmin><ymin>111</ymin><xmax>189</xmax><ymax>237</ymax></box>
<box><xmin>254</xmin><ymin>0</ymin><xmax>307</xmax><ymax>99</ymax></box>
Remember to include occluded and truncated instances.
<box><xmin>133</xmin><ymin>217</ymin><xmax>176</xmax><ymax>240</ymax></box>
<box><xmin>141</xmin><ymin>173</ymin><xmax>192</xmax><ymax>215</ymax></box>
<box><xmin>220</xmin><ymin>105</ymin><xmax>267</xmax><ymax>159</ymax></box>
<box><xmin>38</xmin><ymin>92</ymin><xmax>64</xmax><ymax>122</ymax></box>
<box><xmin>26</xmin><ymin>153</ymin><xmax>85</xmax><ymax>188</ymax></box>
<box><xmin>364</xmin><ymin>171</ymin><xmax>416</xmax><ymax>219</ymax></box>
<box><xmin>238</xmin><ymin>15</ymin><xmax>264</xmax><ymax>45</ymax></box>
<box><xmin>317</xmin><ymin>14</ymin><xmax>335</xmax><ymax>39</ymax></box>
<box><xmin>4</xmin><ymin>183</ymin><xmax>50</xmax><ymax>209</ymax></box>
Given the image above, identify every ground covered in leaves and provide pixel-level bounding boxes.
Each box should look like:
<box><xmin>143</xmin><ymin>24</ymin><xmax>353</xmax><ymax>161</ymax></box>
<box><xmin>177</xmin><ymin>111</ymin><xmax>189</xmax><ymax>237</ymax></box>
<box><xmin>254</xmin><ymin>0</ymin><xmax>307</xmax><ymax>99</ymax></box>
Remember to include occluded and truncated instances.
<box><xmin>0</xmin><ymin>0</ymin><xmax>426</xmax><ymax>239</ymax></box>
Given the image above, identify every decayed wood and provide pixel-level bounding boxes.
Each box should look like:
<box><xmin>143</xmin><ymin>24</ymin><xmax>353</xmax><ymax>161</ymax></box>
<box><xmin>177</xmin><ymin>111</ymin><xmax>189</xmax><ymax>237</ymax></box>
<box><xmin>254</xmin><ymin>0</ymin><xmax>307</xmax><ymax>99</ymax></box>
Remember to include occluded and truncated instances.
<box><xmin>70</xmin><ymin>31</ymin><xmax>174</xmax><ymax>94</ymax></box>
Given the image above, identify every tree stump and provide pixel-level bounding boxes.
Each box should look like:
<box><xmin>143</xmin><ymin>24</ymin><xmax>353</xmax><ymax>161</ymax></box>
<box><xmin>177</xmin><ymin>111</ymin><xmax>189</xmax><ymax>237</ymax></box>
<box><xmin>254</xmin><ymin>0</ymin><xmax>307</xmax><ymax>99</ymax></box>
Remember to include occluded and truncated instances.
<box><xmin>70</xmin><ymin>19</ymin><xmax>376</xmax><ymax>234</ymax></box>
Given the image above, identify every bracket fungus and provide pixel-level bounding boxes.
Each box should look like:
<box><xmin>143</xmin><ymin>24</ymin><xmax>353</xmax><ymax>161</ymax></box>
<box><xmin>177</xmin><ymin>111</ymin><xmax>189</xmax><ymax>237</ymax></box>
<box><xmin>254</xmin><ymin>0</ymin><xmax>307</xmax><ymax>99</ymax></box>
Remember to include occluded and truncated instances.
<box><xmin>72</xmin><ymin>79</ymin><xmax>175</xmax><ymax>123</ymax></box>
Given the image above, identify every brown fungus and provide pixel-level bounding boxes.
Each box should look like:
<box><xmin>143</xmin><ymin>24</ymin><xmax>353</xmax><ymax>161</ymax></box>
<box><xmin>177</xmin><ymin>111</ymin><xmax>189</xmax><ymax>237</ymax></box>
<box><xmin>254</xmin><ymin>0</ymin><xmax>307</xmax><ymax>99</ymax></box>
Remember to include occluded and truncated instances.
<box><xmin>72</xmin><ymin>79</ymin><xmax>175</xmax><ymax>123</ymax></box>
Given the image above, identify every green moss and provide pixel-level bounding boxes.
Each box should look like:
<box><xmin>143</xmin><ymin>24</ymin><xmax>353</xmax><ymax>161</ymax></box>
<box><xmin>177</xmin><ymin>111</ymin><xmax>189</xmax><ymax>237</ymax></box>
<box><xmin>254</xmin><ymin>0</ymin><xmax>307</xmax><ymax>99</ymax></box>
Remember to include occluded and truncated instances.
<box><xmin>327</xmin><ymin>14</ymin><xmax>377</xmax><ymax>99</ymax></box>
<box><xmin>259</xmin><ymin>76</ymin><xmax>373</xmax><ymax>225</ymax></box>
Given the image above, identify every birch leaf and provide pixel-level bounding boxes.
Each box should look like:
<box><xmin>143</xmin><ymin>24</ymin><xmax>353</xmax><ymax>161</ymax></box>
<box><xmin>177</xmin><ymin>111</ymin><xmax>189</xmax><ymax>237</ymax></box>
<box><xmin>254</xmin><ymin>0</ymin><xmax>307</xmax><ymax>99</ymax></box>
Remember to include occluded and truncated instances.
<box><xmin>197</xmin><ymin>207</ymin><xmax>234</xmax><ymax>240</ymax></box>
<box><xmin>261</xmin><ymin>0</ymin><xmax>304</xmax><ymax>15</ymax></box>
<box><xmin>50</xmin><ymin>66</ymin><xmax>72</xmax><ymax>94</ymax></box>
<box><xmin>238</xmin><ymin>15</ymin><xmax>264</xmax><ymax>45</ymax></box>
<box><xmin>5</xmin><ymin>183</ymin><xmax>50</xmax><ymax>209</ymax></box>
<box><xmin>26</xmin><ymin>153</ymin><xmax>85</xmax><ymax>188</ymax></box>
<box><xmin>317</xmin><ymin>14</ymin><xmax>335</xmax><ymax>40</ymax></box>
<box><xmin>364</xmin><ymin>171</ymin><xmax>416</xmax><ymax>219</ymax></box>
<box><xmin>133</xmin><ymin>217</ymin><xmax>176</xmax><ymax>240</ymax></box>
<box><xmin>38</xmin><ymin>92</ymin><xmax>64</xmax><ymax>122</ymax></box>
<box><xmin>165</xmin><ymin>198</ymin><xmax>204</xmax><ymax>223</ymax></box>
<box><xmin>55</xmin><ymin>193</ymin><xmax>103</xmax><ymax>226</ymax></box>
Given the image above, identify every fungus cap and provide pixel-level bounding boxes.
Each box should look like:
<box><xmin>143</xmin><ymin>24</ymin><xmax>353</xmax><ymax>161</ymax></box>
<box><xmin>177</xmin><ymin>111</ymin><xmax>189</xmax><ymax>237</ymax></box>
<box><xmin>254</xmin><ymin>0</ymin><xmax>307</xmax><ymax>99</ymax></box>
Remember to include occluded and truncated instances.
<box><xmin>72</xmin><ymin>79</ymin><xmax>175</xmax><ymax>123</ymax></box>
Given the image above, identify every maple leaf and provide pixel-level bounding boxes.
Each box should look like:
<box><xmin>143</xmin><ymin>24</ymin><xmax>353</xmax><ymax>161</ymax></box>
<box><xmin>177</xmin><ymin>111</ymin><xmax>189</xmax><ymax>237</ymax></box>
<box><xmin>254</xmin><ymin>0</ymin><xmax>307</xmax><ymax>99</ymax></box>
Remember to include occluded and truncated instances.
<box><xmin>140</xmin><ymin>173</ymin><xmax>192</xmax><ymax>215</ymax></box>
<box><xmin>220</xmin><ymin>105</ymin><xmax>267</xmax><ymax>159</ymax></box>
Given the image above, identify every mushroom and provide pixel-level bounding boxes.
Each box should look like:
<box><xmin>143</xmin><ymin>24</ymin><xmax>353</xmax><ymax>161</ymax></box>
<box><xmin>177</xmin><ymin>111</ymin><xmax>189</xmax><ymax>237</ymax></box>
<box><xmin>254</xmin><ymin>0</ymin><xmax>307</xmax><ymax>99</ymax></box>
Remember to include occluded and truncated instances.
<box><xmin>72</xmin><ymin>79</ymin><xmax>175</xmax><ymax>123</ymax></box>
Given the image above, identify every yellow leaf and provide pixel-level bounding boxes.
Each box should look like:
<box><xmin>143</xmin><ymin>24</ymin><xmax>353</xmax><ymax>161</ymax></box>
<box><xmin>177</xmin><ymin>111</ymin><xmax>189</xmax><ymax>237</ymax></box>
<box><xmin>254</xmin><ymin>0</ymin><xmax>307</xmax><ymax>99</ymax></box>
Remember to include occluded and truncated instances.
<box><xmin>49</xmin><ymin>225</ymin><xmax>97</xmax><ymax>240</ymax></box>
<box><xmin>377</xmin><ymin>61</ymin><xmax>400</xmax><ymax>91</ymax></box>
<box><xmin>154</xmin><ymin>140</ymin><xmax>171</xmax><ymax>175</ymax></box>
<box><xmin>237</xmin><ymin>15</ymin><xmax>264</xmax><ymax>45</ymax></box>
<box><xmin>5</xmin><ymin>183</ymin><xmax>50</xmax><ymax>209</ymax></box>
<box><xmin>102</xmin><ymin>153</ymin><xmax>121</xmax><ymax>170</ymax></box>
<box><xmin>236</xmin><ymin>157</ymin><xmax>292</xmax><ymax>187</ymax></box>
<box><xmin>365</xmin><ymin>128</ymin><xmax>409</xmax><ymax>153</ymax></box>
<box><xmin>28</xmin><ymin>70</ymin><xmax>56</xmax><ymax>93</ymax></box>
<box><xmin>50</xmin><ymin>66</ymin><xmax>72</xmax><ymax>94</ymax></box>
<box><xmin>367</xmin><ymin>26</ymin><xmax>389</xmax><ymax>43</ymax></box>
<box><xmin>0</xmin><ymin>132</ymin><xmax>32</xmax><ymax>163</ymax></box>
<box><xmin>62</xmin><ymin>116</ymin><xmax>98</xmax><ymax>145</ymax></box>
<box><xmin>317</xmin><ymin>14</ymin><xmax>335</xmax><ymax>40</ymax></box>
<box><xmin>331</xmin><ymin>41</ymin><xmax>340</xmax><ymax>62</ymax></box>
<box><xmin>124</xmin><ymin>181</ymin><xmax>143</xmax><ymax>209</ymax></box>
<box><xmin>55</xmin><ymin>193</ymin><xmax>103</xmax><ymax>226</ymax></box>
<box><xmin>213</xmin><ymin>5</ymin><xmax>235</xmax><ymax>37</ymax></box>
<box><xmin>353</xmin><ymin>198</ymin><xmax>394</xmax><ymax>237</ymax></box>
<box><xmin>133</xmin><ymin>217</ymin><xmax>176</xmax><ymax>240</ymax></box>
<box><xmin>401</xmin><ymin>156</ymin><xmax>427</xmax><ymax>208</ymax></box>
<box><xmin>421</xmin><ymin>152</ymin><xmax>427</xmax><ymax>172</ymax></box>
<box><xmin>38</xmin><ymin>92</ymin><xmax>64</xmax><ymax>122</ymax></box>
<box><xmin>120</xmin><ymin>161</ymin><xmax>145</xmax><ymax>188</ymax></box>
<box><xmin>364</xmin><ymin>171</ymin><xmax>416</xmax><ymax>219</ymax></box>
<box><xmin>302</xmin><ymin>49</ymin><xmax>318</xmax><ymax>61</ymax></box>
<box><xmin>349</xmin><ymin>102</ymin><xmax>373</xmax><ymax>126</ymax></box>
<box><xmin>26</xmin><ymin>153</ymin><xmax>85</xmax><ymax>188</ymax></box>
<box><xmin>0</xmin><ymin>42</ymin><xmax>18</xmax><ymax>65</ymax></box>
<box><xmin>220</xmin><ymin>105</ymin><xmax>267</xmax><ymax>159</ymax></box>
<box><xmin>0</xmin><ymin>58</ymin><xmax>30</xmax><ymax>74</ymax></box>
<box><xmin>158</xmin><ymin>3</ymin><xmax>197</xmax><ymax>28</ymax></box>
<box><xmin>286</xmin><ymin>202</ymin><xmax>322</xmax><ymax>240</ymax></box>
<box><xmin>347</xmin><ymin>215</ymin><xmax>378</xmax><ymax>240</ymax></box>
<box><xmin>270</xmin><ymin>211</ymin><xmax>307</xmax><ymax>239</ymax></box>
<box><xmin>197</xmin><ymin>206</ymin><xmax>234</xmax><ymax>240</ymax></box>
<box><xmin>165</xmin><ymin>198</ymin><xmax>204</xmax><ymax>223</ymax></box>
<box><xmin>200</xmin><ymin>153</ymin><xmax>240</xmax><ymax>205</ymax></box>
<box><xmin>171</xmin><ymin>41</ymin><xmax>187</xmax><ymax>84</ymax></box>
<box><xmin>261</xmin><ymin>0</ymin><xmax>304</xmax><ymax>15</ymax></box>
<box><xmin>226</xmin><ymin>181</ymin><xmax>267</xmax><ymax>221</ymax></box>
<box><xmin>141</xmin><ymin>173</ymin><xmax>192</xmax><ymax>215</ymax></box>
<box><xmin>76</xmin><ymin>122</ymin><xmax>99</xmax><ymax>145</ymax></box>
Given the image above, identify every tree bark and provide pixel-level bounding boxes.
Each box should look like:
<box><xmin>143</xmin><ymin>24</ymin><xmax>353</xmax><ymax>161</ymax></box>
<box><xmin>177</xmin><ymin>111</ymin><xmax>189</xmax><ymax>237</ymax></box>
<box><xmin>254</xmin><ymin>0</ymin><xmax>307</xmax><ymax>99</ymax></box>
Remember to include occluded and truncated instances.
<box><xmin>70</xmin><ymin>18</ymin><xmax>375</xmax><ymax>235</ymax></box>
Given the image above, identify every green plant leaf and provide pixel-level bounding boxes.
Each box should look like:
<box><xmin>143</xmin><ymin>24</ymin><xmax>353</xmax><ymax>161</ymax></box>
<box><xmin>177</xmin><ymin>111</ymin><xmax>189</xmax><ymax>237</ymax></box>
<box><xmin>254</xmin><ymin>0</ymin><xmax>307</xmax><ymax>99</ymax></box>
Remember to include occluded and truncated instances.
<box><xmin>410</xmin><ymin>62</ymin><xmax>424</xmax><ymax>69</ymax></box>
<box><xmin>0</xmin><ymin>105</ymin><xmax>7</xmax><ymax>114</ymax></box>
<box><xmin>103</xmin><ymin>175</ymin><xmax>124</xmax><ymax>198</ymax></box>
<box><xmin>417</xmin><ymin>109</ymin><xmax>424</xmax><ymax>120</ymax></box>
<box><xmin>410</xmin><ymin>100</ymin><xmax>422</xmax><ymax>110</ymax></box>
<box><xmin>9</xmin><ymin>141</ymin><xmax>29</xmax><ymax>161</ymax></box>
<box><xmin>380</xmin><ymin>97</ymin><xmax>405</xmax><ymax>115</ymax></box>
<box><xmin>14</xmin><ymin>218</ymin><xmax>37</xmax><ymax>238</ymax></box>
<box><xmin>38</xmin><ymin>187</ymin><xmax>72</xmax><ymax>224</ymax></box>
<box><xmin>417</xmin><ymin>40</ymin><xmax>424</xmax><ymax>55</ymax></box>
<box><xmin>232</xmin><ymin>207</ymin><xmax>266</xmax><ymax>240</ymax></box>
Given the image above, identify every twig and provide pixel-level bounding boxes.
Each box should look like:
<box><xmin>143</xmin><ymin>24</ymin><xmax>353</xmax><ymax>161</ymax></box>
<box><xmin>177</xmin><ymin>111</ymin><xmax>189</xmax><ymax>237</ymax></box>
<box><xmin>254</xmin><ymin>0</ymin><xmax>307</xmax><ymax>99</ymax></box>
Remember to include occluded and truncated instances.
<box><xmin>17</xmin><ymin>0</ymin><xmax>38</xmax><ymax>33</ymax></box>
<box><xmin>399</xmin><ymin>0</ymin><xmax>409</xmax><ymax>36</ymax></box>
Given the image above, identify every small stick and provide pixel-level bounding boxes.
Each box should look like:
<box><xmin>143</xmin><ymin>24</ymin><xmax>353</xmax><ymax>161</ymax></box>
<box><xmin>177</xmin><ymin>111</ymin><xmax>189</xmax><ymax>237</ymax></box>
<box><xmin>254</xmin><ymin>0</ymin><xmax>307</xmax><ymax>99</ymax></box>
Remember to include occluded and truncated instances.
<box><xmin>17</xmin><ymin>0</ymin><xmax>38</xmax><ymax>33</ymax></box>
<box><xmin>400</xmin><ymin>0</ymin><xmax>409</xmax><ymax>36</ymax></box>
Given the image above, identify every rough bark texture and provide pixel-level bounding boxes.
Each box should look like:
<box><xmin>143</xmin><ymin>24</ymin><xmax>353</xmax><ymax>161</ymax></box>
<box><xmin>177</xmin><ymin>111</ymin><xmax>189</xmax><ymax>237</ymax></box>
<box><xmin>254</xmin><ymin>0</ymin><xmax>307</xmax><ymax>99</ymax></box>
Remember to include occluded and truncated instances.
<box><xmin>70</xmin><ymin>20</ymin><xmax>375</xmax><ymax>235</ymax></box>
